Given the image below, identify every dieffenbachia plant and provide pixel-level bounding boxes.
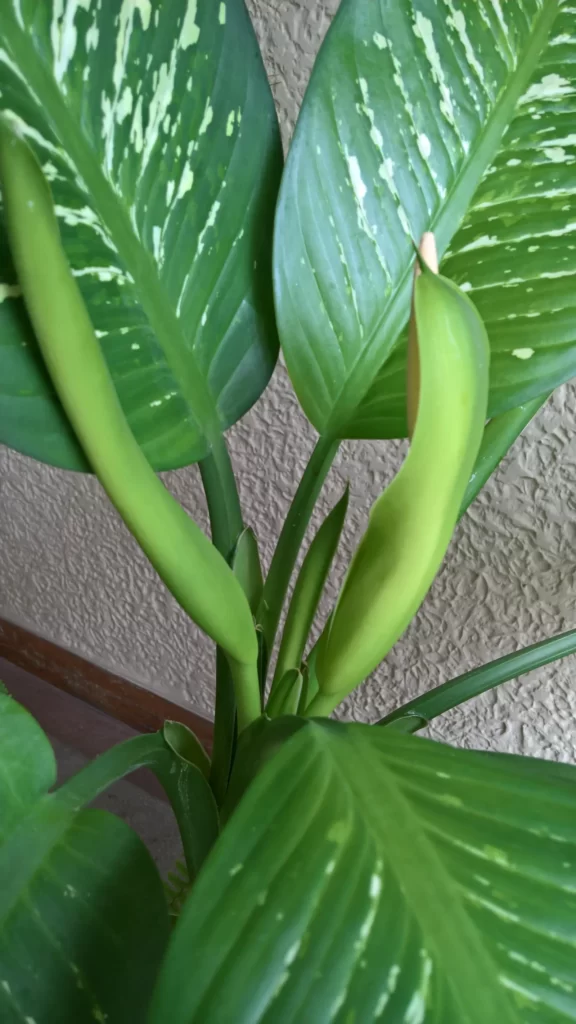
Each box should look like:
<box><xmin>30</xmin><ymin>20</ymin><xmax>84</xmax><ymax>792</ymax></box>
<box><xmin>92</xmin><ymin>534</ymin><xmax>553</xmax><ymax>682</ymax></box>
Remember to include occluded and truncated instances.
<box><xmin>1</xmin><ymin>1</ymin><xmax>576</xmax><ymax>1021</ymax></box>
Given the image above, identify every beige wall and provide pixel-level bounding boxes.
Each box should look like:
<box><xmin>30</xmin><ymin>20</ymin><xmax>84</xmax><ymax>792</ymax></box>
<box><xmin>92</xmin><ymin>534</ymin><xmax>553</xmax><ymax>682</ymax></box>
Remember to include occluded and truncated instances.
<box><xmin>1</xmin><ymin>0</ymin><xmax>576</xmax><ymax>761</ymax></box>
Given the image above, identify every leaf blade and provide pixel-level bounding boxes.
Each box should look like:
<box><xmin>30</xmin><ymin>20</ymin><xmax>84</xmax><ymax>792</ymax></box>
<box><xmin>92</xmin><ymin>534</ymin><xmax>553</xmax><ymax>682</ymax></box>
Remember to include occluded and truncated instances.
<box><xmin>0</xmin><ymin>695</ymin><xmax>170</xmax><ymax>1024</ymax></box>
<box><xmin>344</xmin><ymin>6</ymin><xmax>576</xmax><ymax>441</ymax></box>
<box><xmin>0</xmin><ymin>0</ymin><xmax>282</xmax><ymax>470</ymax></box>
<box><xmin>272</xmin><ymin>485</ymin><xmax>349</xmax><ymax>689</ymax></box>
<box><xmin>151</xmin><ymin>719</ymin><xmax>576</xmax><ymax>1022</ymax></box>
<box><xmin>379</xmin><ymin>625</ymin><xmax>576</xmax><ymax>729</ymax></box>
<box><xmin>274</xmin><ymin>0</ymin><xmax>560</xmax><ymax>437</ymax></box>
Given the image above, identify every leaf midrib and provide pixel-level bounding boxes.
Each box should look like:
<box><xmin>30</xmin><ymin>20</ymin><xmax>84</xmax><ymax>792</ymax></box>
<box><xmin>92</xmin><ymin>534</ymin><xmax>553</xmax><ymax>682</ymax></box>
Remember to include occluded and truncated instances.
<box><xmin>329</xmin><ymin>728</ymin><xmax>521</xmax><ymax>1023</ymax></box>
<box><xmin>3</xmin><ymin>11</ymin><xmax>222</xmax><ymax>446</ymax></box>
<box><xmin>324</xmin><ymin>0</ymin><xmax>561</xmax><ymax>437</ymax></box>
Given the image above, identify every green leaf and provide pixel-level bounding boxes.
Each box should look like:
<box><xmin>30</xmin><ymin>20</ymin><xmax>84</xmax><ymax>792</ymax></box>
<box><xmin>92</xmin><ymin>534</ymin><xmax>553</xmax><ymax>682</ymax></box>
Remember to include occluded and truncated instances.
<box><xmin>164</xmin><ymin>859</ymin><xmax>192</xmax><ymax>918</ymax></box>
<box><xmin>221</xmin><ymin>714</ymin><xmax>306</xmax><ymax>823</ymax></box>
<box><xmin>0</xmin><ymin>694</ymin><xmax>170</xmax><ymax>1024</ymax></box>
<box><xmin>52</xmin><ymin>717</ymin><xmax>220</xmax><ymax>881</ymax></box>
<box><xmin>313</xmin><ymin>272</ymin><xmax>489</xmax><ymax>710</ymax></box>
<box><xmin>460</xmin><ymin>393</ymin><xmax>551</xmax><ymax>514</ymax></box>
<box><xmin>0</xmin><ymin>121</ymin><xmax>259</xmax><ymax>670</ymax></box>
<box><xmin>0</xmin><ymin>689</ymin><xmax>57</xmax><ymax>833</ymax></box>
<box><xmin>380</xmin><ymin>625</ymin><xmax>576</xmax><ymax>730</ymax></box>
<box><xmin>155</xmin><ymin>725</ymin><xmax>219</xmax><ymax>877</ymax></box>
<box><xmin>197</xmin><ymin>431</ymin><xmax>244</xmax><ymax>563</ymax></box>
<box><xmin>163</xmin><ymin>720</ymin><xmax>210</xmax><ymax>778</ymax></box>
<box><xmin>275</xmin><ymin>0</ymin><xmax>575</xmax><ymax>439</ymax></box>
<box><xmin>0</xmin><ymin>0</ymin><xmax>281</xmax><ymax>471</ymax></box>
<box><xmin>150</xmin><ymin>718</ymin><xmax>576</xmax><ymax>1023</ymax></box>
<box><xmin>209</xmin><ymin>647</ymin><xmax>238</xmax><ymax>808</ymax></box>
<box><xmin>344</xmin><ymin>344</ymin><xmax>409</xmax><ymax>440</ymax></box>
<box><xmin>209</xmin><ymin>527</ymin><xmax>264</xmax><ymax>806</ymax></box>
<box><xmin>355</xmin><ymin>384</ymin><xmax>548</xmax><ymax>532</ymax></box>
<box><xmin>272</xmin><ymin>485</ymin><xmax>349</xmax><ymax>689</ymax></box>
<box><xmin>265</xmin><ymin>668</ymin><xmax>302</xmax><ymax>717</ymax></box>
<box><xmin>384</xmin><ymin>712</ymin><xmax>428</xmax><ymax>734</ymax></box>
<box><xmin>297</xmin><ymin>648</ymin><xmax>320</xmax><ymax>714</ymax></box>
<box><xmin>257</xmin><ymin>436</ymin><xmax>340</xmax><ymax>660</ymax></box>
<box><xmin>233</xmin><ymin>527</ymin><xmax>264</xmax><ymax>616</ymax></box>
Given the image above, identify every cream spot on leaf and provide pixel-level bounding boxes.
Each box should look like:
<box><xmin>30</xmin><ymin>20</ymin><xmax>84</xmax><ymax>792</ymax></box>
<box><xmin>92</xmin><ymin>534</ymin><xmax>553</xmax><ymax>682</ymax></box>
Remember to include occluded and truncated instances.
<box><xmin>180</xmin><ymin>0</ymin><xmax>200</xmax><ymax>47</ymax></box>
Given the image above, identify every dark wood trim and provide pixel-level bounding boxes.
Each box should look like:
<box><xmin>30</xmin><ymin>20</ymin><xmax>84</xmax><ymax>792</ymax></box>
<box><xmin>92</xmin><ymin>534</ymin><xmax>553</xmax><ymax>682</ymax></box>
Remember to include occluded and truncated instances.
<box><xmin>0</xmin><ymin>660</ymin><xmax>168</xmax><ymax>801</ymax></box>
<box><xmin>0</xmin><ymin>617</ymin><xmax>213</xmax><ymax>753</ymax></box>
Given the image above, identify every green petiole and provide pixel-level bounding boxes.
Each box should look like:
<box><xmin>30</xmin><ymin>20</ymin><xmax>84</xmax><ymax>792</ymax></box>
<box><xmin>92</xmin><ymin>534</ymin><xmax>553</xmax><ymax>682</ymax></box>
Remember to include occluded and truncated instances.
<box><xmin>258</xmin><ymin>435</ymin><xmax>339</xmax><ymax>666</ymax></box>
<box><xmin>271</xmin><ymin>486</ymin><xmax>348</xmax><ymax>694</ymax></box>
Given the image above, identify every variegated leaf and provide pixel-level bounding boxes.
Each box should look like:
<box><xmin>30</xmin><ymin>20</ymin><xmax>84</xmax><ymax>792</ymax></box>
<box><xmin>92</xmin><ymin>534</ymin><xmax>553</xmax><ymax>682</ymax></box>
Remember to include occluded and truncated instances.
<box><xmin>0</xmin><ymin>0</ymin><xmax>281</xmax><ymax>470</ymax></box>
<box><xmin>275</xmin><ymin>0</ymin><xmax>575</xmax><ymax>440</ymax></box>
<box><xmin>150</xmin><ymin>719</ymin><xmax>576</xmax><ymax>1023</ymax></box>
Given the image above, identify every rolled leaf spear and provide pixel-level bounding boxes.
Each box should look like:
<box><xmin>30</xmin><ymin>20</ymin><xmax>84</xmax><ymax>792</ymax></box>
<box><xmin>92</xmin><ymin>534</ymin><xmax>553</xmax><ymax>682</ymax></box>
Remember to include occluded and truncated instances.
<box><xmin>0</xmin><ymin>121</ymin><xmax>261</xmax><ymax>731</ymax></box>
<box><xmin>309</xmin><ymin>233</ymin><xmax>490</xmax><ymax>716</ymax></box>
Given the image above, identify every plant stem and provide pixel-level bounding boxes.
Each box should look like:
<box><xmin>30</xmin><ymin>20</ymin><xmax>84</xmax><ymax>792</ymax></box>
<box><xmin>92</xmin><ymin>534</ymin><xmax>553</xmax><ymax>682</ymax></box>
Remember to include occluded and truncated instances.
<box><xmin>379</xmin><ymin>627</ymin><xmax>576</xmax><ymax>729</ymax></box>
<box><xmin>199</xmin><ymin>433</ymin><xmax>264</xmax><ymax>780</ymax></box>
<box><xmin>229</xmin><ymin>657</ymin><xmax>262</xmax><ymax>733</ymax></box>
<box><xmin>259</xmin><ymin>435</ymin><xmax>339</xmax><ymax>660</ymax></box>
<box><xmin>199</xmin><ymin>432</ymin><xmax>244</xmax><ymax>560</ymax></box>
<box><xmin>209</xmin><ymin>648</ymin><xmax>237</xmax><ymax>805</ymax></box>
<box><xmin>460</xmin><ymin>394</ymin><xmax>550</xmax><ymax>516</ymax></box>
<box><xmin>304</xmin><ymin>691</ymin><xmax>339</xmax><ymax>718</ymax></box>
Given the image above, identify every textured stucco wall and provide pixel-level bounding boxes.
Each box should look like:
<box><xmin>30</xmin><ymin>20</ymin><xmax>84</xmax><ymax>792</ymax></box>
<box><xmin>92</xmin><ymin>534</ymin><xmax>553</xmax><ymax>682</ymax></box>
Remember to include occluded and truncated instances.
<box><xmin>1</xmin><ymin>0</ymin><xmax>576</xmax><ymax>761</ymax></box>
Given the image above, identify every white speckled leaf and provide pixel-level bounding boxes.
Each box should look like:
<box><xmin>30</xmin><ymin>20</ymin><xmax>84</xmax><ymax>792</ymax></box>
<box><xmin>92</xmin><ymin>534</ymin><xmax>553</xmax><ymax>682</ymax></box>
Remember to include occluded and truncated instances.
<box><xmin>150</xmin><ymin>719</ymin><xmax>576</xmax><ymax>1023</ymax></box>
<box><xmin>0</xmin><ymin>0</ymin><xmax>282</xmax><ymax>470</ymax></box>
<box><xmin>275</xmin><ymin>0</ymin><xmax>575</xmax><ymax>440</ymax></box>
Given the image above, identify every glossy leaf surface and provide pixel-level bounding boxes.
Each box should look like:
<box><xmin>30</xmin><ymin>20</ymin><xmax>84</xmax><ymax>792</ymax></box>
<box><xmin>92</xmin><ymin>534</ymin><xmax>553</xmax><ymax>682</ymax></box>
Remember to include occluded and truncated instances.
<box><xmin>0</xmin><ymin>0</ymin><xmax>281</xmax><ymax>470</ymax></box>
<box><xmin>0</xmin><ymin>695</ymin><xmax>169</xmax><ymax>1024</ymax></box>
<box><xmin>275</xmin><ymin>0</ymin><xmax>575</xmax><ymax>439</ymax></box>
<box><xmin>151</xmin><ymin>718</ymin><xmax>576</xmax><ymax>1023</ymax></box>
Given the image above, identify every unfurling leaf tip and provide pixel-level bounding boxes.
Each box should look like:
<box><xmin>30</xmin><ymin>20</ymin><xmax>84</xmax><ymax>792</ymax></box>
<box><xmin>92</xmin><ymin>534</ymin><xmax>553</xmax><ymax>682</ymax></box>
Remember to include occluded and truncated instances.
<box><xmin>413</xmin><ymin>232</ymin><xmax>439</xmax><ymax>277</ymax></box>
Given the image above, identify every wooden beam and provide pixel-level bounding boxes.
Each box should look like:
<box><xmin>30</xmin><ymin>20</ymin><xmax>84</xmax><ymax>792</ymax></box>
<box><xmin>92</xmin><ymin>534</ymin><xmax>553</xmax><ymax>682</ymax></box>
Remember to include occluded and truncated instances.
<box><xmin>0</xmin><ymin>617</ymin><xmax>213</xmax><ymax>753</ymax></box>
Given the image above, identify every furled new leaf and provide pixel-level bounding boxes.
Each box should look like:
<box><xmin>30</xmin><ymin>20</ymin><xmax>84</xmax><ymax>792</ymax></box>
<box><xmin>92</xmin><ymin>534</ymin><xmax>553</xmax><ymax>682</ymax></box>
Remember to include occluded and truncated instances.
<box><xmin>0</xmin><ymin>122</ymin><xmax>258</xmax><ymax>668</ymax></box>
<box><xmin>313</xmin><ymin>269</ymin><xmax>489</xmax><ymax>710</ymax></box>
<box><xmin>0</xmin><ymin>0</ymin><xmax>282</xmax><ymax>470</ymax></box>
<box><xmin>275</xmin><ymin>0</ymin><xmax>576</xmax><ymax>440</ymax></box>
<box><xmin>150</xmin><ymin>718</ymin><xmax>576</xmax><ymax>1023</ymax></box>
